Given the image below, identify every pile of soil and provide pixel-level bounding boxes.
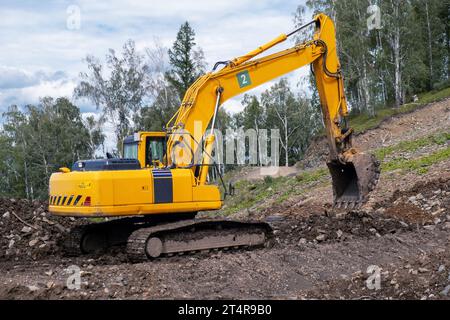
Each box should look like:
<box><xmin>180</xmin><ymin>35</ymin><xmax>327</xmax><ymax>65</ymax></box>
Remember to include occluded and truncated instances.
<box><xmin>0</xmin><ymin>198</ymin><xmax>82</xmax><ymax>261</ymax></box>
<box><xmin>271</xmin><ymin>211</ymin><xmax>413</xmax><ymax>247</ymax></box>
<box><xmin>378</xmin><ymin>175</ymin><xmax>450</xmax><ymax>225</ymax></box>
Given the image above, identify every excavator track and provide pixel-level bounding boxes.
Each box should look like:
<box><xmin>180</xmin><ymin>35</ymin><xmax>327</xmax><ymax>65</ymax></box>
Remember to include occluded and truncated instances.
<box><xmin>62</xmin><ymin>217</ymin><xmax>273</xmax><ymax>261</ymax></box>
<box><xmin>63</xmin><ymin>225</ymin><xmax>87</xmax><ymax>256</ymax></box>
<box><xmin>126</xmin><ymin>219</ymin><xmax>273</xmax><ymax>262</ymax></box>
<box><xmin>62</xmin><ymin>216</ymin><xmax>159</xmax><ymax>256</ymax></box>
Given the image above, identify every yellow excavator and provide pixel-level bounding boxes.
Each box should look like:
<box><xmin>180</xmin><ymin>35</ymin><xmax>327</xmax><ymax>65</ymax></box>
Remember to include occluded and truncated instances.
<box><xmin>49</xmin><ymin>14</ymin><xmax>380</xmax><ymax>261</ymax></box>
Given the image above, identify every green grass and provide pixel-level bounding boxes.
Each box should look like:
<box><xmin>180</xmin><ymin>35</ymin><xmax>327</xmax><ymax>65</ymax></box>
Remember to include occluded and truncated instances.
<box><xmin>217</xmin><ymin>168</ymin><xmax>329</xmax><ymax>216</ymax></box>
<box><xmin>418</xmin><ymin>86</ymin><xmax>450</xmax><ymax>104</ymax></box>
<box><xmin>349</xmin><ymin>86</ymin><xmax>450</xmax><ymax>133</ymax></box>
<box><xmin>382</xmin><ymin>146</ymin><xmax>450</xmax><ymax>174</ymax></box>
<box><xmin>295</xmin><ymin>168</ymin><xmax>328</xmax><ymax>183</ymax></box>
<box><xmin>374</xmin><ymin>132</ymin><xmax>450</xmax><ymax>161</ymax></box>
<box><xmin>88</xmin><ymin>217</ymin><xmax>106</xmax><ymax>223</ymax></box>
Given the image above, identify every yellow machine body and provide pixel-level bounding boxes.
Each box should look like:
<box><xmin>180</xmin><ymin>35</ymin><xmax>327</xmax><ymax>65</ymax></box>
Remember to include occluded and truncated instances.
<box><xmin>49</xmin><ymin>131</ymin><xmax>221</xmax><ymax>217</ymax></box>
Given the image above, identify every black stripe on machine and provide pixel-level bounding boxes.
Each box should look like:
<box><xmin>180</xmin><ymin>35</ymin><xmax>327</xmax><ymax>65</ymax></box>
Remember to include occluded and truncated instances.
<box><xmin>152</xmin><ymin>169</ymin><xmax>173</xmax><ymax>203</ymax></box>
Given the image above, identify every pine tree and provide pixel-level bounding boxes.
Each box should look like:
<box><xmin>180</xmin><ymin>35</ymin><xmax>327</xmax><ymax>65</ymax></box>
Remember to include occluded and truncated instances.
<box><xmin>166</xmin><ymin>22</ymin><xmax>206</xmax><ymax>100</ymax></box>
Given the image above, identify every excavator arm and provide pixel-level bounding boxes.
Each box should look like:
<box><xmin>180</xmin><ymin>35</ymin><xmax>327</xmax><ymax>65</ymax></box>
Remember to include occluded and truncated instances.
<box><xmin>166</xmin><ymin>13</ymin><xmax>380</xmax><ymax>208</ymax></box>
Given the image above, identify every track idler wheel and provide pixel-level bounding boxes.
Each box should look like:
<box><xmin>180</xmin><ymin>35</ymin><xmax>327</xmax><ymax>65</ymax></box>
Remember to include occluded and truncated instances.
<box><xmin>327</xmin><ymin>152</ymin><xmax>380</xmax><ymax>209</ymax></box>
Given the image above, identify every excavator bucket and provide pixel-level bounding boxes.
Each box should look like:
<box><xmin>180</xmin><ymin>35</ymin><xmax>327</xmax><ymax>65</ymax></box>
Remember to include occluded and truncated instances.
<box><xmin>327</xmin><ymin>153</ymin><xmax>380</xmax><ymax>209</ymax></box>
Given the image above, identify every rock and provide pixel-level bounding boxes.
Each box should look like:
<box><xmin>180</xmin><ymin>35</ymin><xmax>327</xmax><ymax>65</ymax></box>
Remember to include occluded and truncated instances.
<box><xmin>340</xmin><ymin>274</ymin><xmax>349</xmax><ymax>280</ymax></box>
<box><xmin>336</xmin><ymin>230</ymin><xmax>343</xmax><ymax>238</ymax></box>
<box><xmin>431</xmin><ymin>208</ymin><xmax>445</xmax><ymax>216</ymax></box>
<box><xmin>298</xmin><ymin>238</ymin><xmax>307</xmax><ymax>245</ymax></box>
<box><xmin>42</xmin><ymin>217</ymin><xmax>54</xmax><ymax>225</ymax></box>
<box><xmin>2</xmin><ymin>212</ymin><xmax>10</xmax><ymax>219</ymax></box>
<box><xmin>416</xmin><ymin>193</ymin><xmax>424</xmax><ymax>200</ymax></box>
<box><xmin>434</xmin><ymin>218</ymin><xmax>441</xmax><ymax>225</ymax></box>
<box><xmin>45</xmin><ymin>270</ymin><xmax>53</xmax><ymax>276</ymax></box>
<box><xmin>8</xmin><ymin>239</ymin><xmax>15</xmax><ymax>249</ymax></box>
<box><xmin>29</xmin><ymin>239</ymin><xmax>39</xmax><ymax>247</ymax></box>
<box><xmin>437</xmin><ymin>265</ymin><xmax>445</xmax><ymax>273</ymax></box>
<box><xmin>440</xmin><ymin>285</ymin><xmax>450</xmax><ymax>297</ymax></box>
<box><xmin>399</xmin><ymin>221</ymin><xmax>409</xmax><ymax>228</ymax></box>
<box><xmin>21</xmin><ymin>226</ymin><xmax>32</xmax><ymax>233</ymax></box>
<box><xmin>27</xmin><ymin>285</ymin><xmax>39</xmax><ymax>292</ymax></box>
<box><xmin>423</xmin><ymin>225</ymin><xmax>435</xmax><ymax>231</ymax></box>
<box><xmin>46</xmin><ymin>281</ymin><xmax>55</xmax><ymax>289</ymax></box>
<box><xmin>418</xmin><ymin>268</ymin><xmax>429</xmax><ymax>273</ymax></box>
<box><xmin>408</xmin><ymin>196</ymin><xmax>416</xmax><ymax>203</ymax></box>
<box><xmin>444</xmin><ymin>222</ymin><xmax>450</xmax><ymax>230</ymax></box>
<box><xmin>316</xmin><ymin>234</ymin><xmax>326</xmax><ymax>242</ymax></box>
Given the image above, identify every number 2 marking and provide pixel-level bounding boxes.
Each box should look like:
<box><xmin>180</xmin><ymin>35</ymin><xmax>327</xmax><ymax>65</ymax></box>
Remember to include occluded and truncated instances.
<box><xmin>237</xmin><ymin>70</ymin><xmax>252</xmax><ymax>88</ymax></box>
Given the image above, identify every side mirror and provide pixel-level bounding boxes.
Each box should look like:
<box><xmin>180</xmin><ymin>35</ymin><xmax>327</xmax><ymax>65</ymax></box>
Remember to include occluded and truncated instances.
<box><xmin>59</xmin><ymin>167</ymin><xmax>71</xmax><ymax>173</ymax></box>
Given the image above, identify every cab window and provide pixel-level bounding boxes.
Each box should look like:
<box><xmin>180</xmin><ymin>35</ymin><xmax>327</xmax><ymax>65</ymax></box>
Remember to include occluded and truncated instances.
<box><xmin>123</xmin><ymin>143</ymin><xmax>138</xmax><ymax>159</ymax></box>
<box><xmin>145</xmin><ymin>137</ymin><xmax>165</xmax><ymax>166</ymax></box>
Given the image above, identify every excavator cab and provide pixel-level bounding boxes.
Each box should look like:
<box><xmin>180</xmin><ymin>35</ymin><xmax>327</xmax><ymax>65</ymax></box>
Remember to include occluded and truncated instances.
<box><xmin>122</xmin><ymin>132</ymin><xmax>166</xmax><ymax>168</ymax></box>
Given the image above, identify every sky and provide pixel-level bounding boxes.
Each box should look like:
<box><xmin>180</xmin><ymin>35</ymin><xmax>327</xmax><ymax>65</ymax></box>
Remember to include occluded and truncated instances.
<box><xmin>0</xmin><ymin>0</ymin><xmax>312</xmax><ymax>150</ymax></box>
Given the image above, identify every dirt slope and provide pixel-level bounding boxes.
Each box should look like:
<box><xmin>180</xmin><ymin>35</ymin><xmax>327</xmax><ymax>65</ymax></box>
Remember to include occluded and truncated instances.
<box><xmin>0</xmin><ymin>98</ymin><xmax>449</xmax><ymax>300</ymax></box>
